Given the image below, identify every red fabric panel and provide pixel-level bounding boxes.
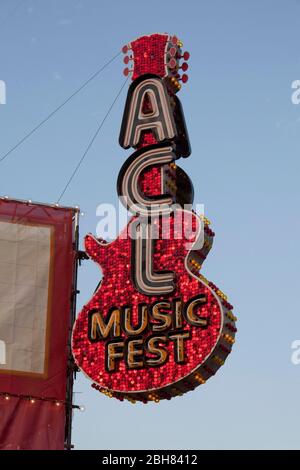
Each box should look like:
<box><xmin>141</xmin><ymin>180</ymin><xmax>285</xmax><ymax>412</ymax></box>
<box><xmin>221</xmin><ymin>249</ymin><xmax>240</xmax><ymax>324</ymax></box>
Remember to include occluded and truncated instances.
<box><xmin>0</xmin><ymin>200</ymin><xmax>76</xmax><ymax>450</ymax></box>
<box><xmin>0</xmin><ymin>397</ymin><xmax>65</xmax><ymax>450</ymax></box>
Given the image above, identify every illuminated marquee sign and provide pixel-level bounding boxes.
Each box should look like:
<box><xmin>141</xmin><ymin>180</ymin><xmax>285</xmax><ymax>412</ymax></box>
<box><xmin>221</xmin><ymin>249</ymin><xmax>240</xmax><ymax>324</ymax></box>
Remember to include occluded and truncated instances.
<box><xmin>72</xmin><ymin>34</ymin><xmax>237</xmax><ymax>403</ymax></box>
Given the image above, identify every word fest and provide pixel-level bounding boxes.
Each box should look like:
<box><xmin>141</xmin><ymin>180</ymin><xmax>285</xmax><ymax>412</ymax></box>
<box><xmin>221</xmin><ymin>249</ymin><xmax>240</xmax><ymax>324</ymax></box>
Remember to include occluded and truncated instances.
<box><xmin>72</xmin><ymin>33</ymin><xmax>237</xmax><ymax>403</ymax></box>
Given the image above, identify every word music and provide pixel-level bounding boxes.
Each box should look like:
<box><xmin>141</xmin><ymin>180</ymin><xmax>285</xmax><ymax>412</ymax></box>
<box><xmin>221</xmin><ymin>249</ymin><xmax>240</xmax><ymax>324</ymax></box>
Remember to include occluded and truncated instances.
<box><xmin>89</xmin><ymin>295</ymin><xmax>208</xmax><ymax>370</ymax></box>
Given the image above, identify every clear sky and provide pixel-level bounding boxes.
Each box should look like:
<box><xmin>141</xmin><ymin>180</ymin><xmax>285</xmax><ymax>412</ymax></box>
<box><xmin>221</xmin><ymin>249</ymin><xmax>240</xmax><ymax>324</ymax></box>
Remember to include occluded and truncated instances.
<box><xmin>1</xmin><ymin>0</ymin><xmax>300</xmax><ymax>450</ymax></box>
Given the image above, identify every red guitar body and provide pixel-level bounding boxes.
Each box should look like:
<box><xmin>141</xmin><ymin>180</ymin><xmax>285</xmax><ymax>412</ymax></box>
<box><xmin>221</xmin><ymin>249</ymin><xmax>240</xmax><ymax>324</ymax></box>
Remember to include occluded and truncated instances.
<box><xmin>72</xmin><ymin>209</ymin><xmax>235</xmax><ymax>402</ymax></box>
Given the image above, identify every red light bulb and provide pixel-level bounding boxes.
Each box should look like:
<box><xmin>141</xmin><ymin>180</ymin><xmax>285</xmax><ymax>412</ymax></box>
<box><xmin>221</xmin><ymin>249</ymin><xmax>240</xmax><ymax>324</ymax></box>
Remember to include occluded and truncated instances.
<box><xmin>181</xmin><ymin>62</ymin><xmax>188</xmax><ymax>72</ymax></box>
<box><xmin>181</xmin><ymin>74</ymin><xmax>188</xmax><ymax>83</ymax></box>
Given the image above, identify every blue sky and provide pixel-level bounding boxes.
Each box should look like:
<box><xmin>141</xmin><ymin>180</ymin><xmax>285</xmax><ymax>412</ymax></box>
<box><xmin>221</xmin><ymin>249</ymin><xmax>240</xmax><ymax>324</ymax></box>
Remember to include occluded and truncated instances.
<box><xmin>1</xmin><ymin>0</ymin><xmax>300</xmax><ymax>449</ymax></box>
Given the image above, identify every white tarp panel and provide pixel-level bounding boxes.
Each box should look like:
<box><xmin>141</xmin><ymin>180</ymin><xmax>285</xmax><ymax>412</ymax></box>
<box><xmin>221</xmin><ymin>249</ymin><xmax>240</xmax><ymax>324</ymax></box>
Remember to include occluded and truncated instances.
<box><xmin>0</xmin><ymin>221</ymin><xmax>51</xmax><ymax>375</ymax></box>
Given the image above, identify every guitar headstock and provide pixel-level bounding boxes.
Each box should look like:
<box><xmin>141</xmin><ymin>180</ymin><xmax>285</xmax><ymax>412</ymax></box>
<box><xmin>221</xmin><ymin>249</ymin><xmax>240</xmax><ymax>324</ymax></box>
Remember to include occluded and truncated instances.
<box><xmin>122</xmin><ymin>33</ymin><xmax>190</xmax><ymax>93</ymax></box>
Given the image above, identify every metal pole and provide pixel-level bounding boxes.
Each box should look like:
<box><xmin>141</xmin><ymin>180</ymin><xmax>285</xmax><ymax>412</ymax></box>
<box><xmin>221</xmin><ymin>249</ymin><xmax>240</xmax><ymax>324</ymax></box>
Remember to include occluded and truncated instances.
<box><xmin>64</xmin><ymin>210</ymin><xmax>80</xmax><ymax>450</ymax></box>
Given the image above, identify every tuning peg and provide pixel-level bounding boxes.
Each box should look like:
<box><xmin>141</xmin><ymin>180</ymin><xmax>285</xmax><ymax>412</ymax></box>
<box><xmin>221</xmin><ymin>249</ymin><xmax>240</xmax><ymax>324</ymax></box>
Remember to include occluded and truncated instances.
<box><xmin>178</xmin><ymin>51</ymin><xmax>190</xmax><ymax>61</ymax></box>
<box><xmin>123</xmin><ymin>56</ymin><xmax>132</xmax><ymax>65</ymax></box>
<box><xmin>180</xmin><ymin>62</ymin><xmax>189</xmax><ymax>72</ymax></box>
<box><xmin>179</xmin><ymin>74</ymin><xmax>189</xmax><ymax>83</ymax></box>
<box><xmin>122</xmin><ymin>45</ymin><xmax>131</xmax><ymax>54</ymax></box>
<box><xmin>123</xmin><ymin>67</ymin><xmax>133</xmax><ymax>77</ymax></box>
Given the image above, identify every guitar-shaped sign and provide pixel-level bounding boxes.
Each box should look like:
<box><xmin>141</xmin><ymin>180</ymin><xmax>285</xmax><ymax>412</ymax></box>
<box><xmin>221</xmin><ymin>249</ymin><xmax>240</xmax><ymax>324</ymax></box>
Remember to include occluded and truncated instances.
<box><xmin>72</xmin><ymin>34</ymin><xmax>236</xmax><ymax>403</ymax></box>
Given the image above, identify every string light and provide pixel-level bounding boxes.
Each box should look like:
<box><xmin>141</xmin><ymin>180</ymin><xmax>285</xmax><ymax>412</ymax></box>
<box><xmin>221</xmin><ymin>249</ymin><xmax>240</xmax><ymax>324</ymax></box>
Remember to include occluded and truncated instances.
<box><xmin>0</xmin><ymin>392</ymin><xmax>83</xmax><ymax>410</ymax></box>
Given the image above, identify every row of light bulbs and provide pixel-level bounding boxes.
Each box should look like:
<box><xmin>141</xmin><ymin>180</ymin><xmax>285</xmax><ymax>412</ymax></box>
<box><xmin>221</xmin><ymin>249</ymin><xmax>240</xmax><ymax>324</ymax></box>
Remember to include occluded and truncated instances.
<box><xmin>1</xmin><ymin>393</ymin><xmax>85</xmax><ymax>411</ymax></box>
